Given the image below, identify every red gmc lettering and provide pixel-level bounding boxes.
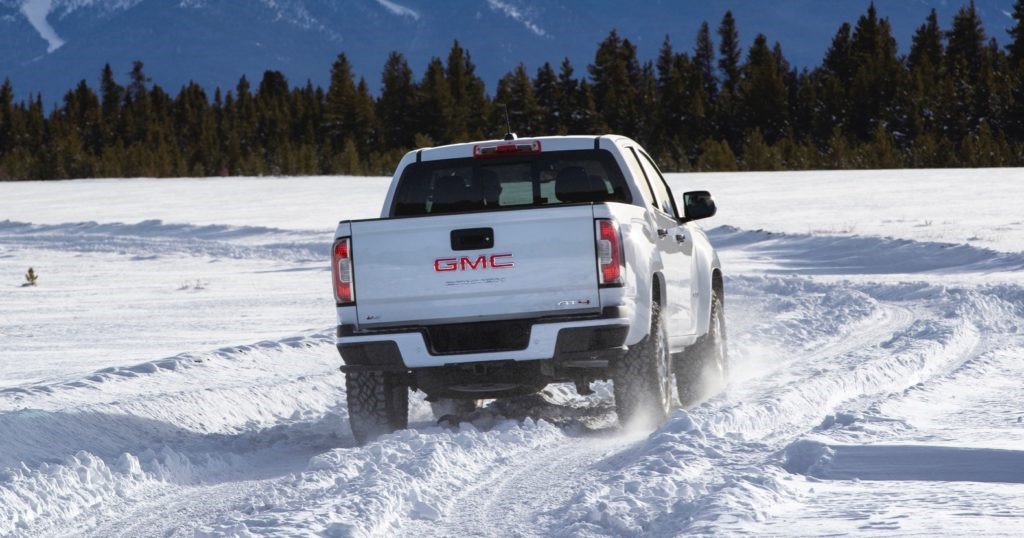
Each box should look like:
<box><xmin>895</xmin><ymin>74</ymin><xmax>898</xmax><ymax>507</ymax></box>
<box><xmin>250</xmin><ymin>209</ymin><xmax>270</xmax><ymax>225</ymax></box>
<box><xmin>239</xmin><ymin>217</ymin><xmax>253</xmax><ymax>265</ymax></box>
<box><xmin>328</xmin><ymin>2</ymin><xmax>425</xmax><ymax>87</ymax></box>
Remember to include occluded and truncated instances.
<box><xmin>434</xmin><ymin>258</ymin><xmax>458</xmax><ymax>272</ymax></box>
<box><xmin>490</xmin><ymin>253</ymin><xmax>514</xmax><ymax>268</ymax></box>
<box><xmin>434</xmin><ymin>254</ymin><xmax>515</xmax><ymax>272</ymax></box>
<box><xmin>461</xmin><ymin>255</ymin><xmax>487</xmax><ymax>270</ymax></box>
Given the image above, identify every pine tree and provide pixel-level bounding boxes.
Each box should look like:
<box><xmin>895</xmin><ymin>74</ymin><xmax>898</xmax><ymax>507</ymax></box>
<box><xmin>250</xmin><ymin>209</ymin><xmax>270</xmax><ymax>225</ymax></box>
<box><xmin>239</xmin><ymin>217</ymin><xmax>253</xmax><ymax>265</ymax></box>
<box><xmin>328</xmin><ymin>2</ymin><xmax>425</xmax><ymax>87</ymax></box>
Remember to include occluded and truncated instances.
<box><xmin>443</xmin><ymin>41</ymin><xmax>489</xmax><ymax>141</ymax></box>
<box><xmin>445</xmin><ymin>41</ymin><xmax>472</xmax><ymax>141</ymax></box>
<box><xmin>862</xmin><ymin>123</ymin><xmax>898</xmax><ymax>168</ymax></box>
<box><xmin>716</xmin><ymin>12</ymin><xmax>743</xmax><ymax>151</ymax></box>
<box><xmin>494</xmin><ymin>64</ymin><xmax>541</xmax><ymax>136</ymax></box>
<box><xmin>1008</xmin><ymin>0</ymin><xmax>1024</xmax><ymax>67</ymax></box>
<box><xmin>122</xmin><ymin>61</ymin><xmax>155</xmax><ymax>169</ymax></box>
<box><xmin>416</xmin><ymin>57</ymin><xmax>454</xmax><ymax>144</ymax></box>
<box><xmin>0</xmin><ymin>79</ymin><xmax>13</xmax><ymax>162</ymax></box>
<box><xmin>846</xmin><ymin>4</ymin><xmax>901</xmax><ymax>141</ymax></box>
<box><xmin>556</xmin><ymin>58</ymin><xmax>601</xmax><ymax>135</ymax></box>
<box><xmin>325</xmin><ymin>53</ymin><xmax>358</xmax><ymax>153</ymax></box>
<box><xmin>823</xmin><ymin>23</ymin><xmax>854</xmax><ymax>82</ymax></box>
<box><xmin>352</xmin><ymin>78</ymin><xmax>378</xmax><ymax>153</ymax></box>
<box><xmin>654</xmin><ymin>37</ymin><xmax>682</xmax><ymax>158</ymax></box>
<box><xmin>534</xmin><ymin>62</ymin><xmax>562</xmax><ymax>134</ymax></box>
<box><xmin>1005</xmin><ymin>1</ymin><xmax>1024</xmax><ymax>141</ymax></box>
<box><xmin>737</xmin><ymin>34</ymin><xmax>789</xmax><ymax>144</ymax></box>
<box><xmin>694</xmin><ymin>21</ymin><xmax>718</xmax><ymax>101</ymax></box>
<box><xmin>657</xmin><ymin>46</ymin><xmax>708</xmax><ymax>166</ymax></box>
<box><xmin>741</xmin><ymin>128</ymin><xmax>780</xmax><ymax>170</ymax></box>
<box><xmin>66</xmin><ymin>80</ymin><xmax>102</xmax><ymax>159</ymax></box>
<box><xmin>126</xmin><ymin>61</ymin><xmax>150</xmax><ymax>103</ymax></box>
<box><xmin>377</xmin><ymin>52</ymin><xmax>417</xmax><ymax>149</ymax></box>
<box><xmin>255</xmin><ymin>70</ymin><xmax>291</xmax><ymax>174</ymax></box>
<box><xmin>589</xmin><ymin>30</ymin><xmax>642</xmax><ymax>138</ymax></box>
<box><xmin>717</xmin><ymin>11</ymin><xmax>741</xmax><ymax>95</ymax></box>
<box><xmin>696</xmin><ymin>139</ymin><xmax>738</xmax><ymax>171</ymax></box>
<box><xmin>576</xmin><ymin>81</ymin><xmax>605</xmax><ymax>134</ymax></box>
<box><xmin>909</xmin><ymin>9</ymin><xmax>944</xmax><ymax>70</ymax></box>
<box><xmin>233</xmin><ymin>75</ymin><xmax>258</xmax><ymax>173</ymax></box>
<box><xmin>947</xmin><ymin>1</ymin><xmax>987</xmax><ymax>74</ymax></box>
<box><xmin>693</xmin><ymin>27</ymin><xmax>718</xmax><ymax>154</ymax></box>
<box><xmin>826</xmin><ymin>127</ymin><xmax>851</xmax><ymax>168</ymax></box>
<box><xmin>337</xmin><ymin>137</ymin><xmax>363</xmax><ymax>175</ymax></box>
<box><xmin>943</xmin><ymin>2</ymin><xmax>990</xmax><ymax>144</ymax></box>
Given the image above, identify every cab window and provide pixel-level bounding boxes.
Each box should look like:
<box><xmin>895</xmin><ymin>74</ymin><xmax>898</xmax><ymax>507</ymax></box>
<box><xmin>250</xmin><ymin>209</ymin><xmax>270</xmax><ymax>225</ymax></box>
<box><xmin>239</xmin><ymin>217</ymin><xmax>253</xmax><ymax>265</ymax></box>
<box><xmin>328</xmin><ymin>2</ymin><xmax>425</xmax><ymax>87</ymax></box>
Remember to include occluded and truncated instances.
<box><xmin>391</xmin><ymin>149</ymin><xmax>631</xmax><ymax>216</ymax></box>
<box><xmin>623</xmin><ymin>147</ymin><xmax>657</xmax><ymax>209</ymax></box>
<box><xmin>637</xmin><ymin>150</ymin><xmax>679</xmax><ymax>219</ymax></box>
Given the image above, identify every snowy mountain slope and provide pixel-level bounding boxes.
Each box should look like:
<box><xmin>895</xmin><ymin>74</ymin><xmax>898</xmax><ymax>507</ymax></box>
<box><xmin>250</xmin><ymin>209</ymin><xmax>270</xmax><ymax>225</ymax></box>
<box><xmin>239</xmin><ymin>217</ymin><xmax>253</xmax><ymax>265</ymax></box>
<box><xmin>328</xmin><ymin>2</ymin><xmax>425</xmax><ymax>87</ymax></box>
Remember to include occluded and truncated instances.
<box><xmin>0</xmin><ymin>0</ymin><xmax>1015</xmax><ymax>102</ymax></box>
<box><xmin>1</xmin><ymin>170</ymin><xmax>1023</xmax><ymax>535</ymax></box>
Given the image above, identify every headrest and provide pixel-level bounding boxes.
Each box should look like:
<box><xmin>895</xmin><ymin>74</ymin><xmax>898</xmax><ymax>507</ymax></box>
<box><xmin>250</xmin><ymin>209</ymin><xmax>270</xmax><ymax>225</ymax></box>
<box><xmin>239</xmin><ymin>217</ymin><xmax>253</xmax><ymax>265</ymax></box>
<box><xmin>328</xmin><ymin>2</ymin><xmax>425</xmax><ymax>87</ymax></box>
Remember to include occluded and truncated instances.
<box><xmin>432</xmin><ymin>175</ymin><xmax>468</xmax><ymax>204</ymax></box>
<box><xmin>556</xmin><ymin>166</ymin><xmax>606</xmax><ymax>203</ymax></box>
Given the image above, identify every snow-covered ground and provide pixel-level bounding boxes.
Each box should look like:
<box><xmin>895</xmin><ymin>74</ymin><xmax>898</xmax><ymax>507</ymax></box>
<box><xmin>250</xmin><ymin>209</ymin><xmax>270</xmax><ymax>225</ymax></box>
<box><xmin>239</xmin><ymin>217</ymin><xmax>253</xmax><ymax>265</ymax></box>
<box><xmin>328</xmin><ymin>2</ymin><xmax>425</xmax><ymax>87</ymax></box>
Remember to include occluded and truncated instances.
<box><xmin>1</xmin><ymin>169</ymin><xmax>1022</xmax><ymax>536</ymax></box>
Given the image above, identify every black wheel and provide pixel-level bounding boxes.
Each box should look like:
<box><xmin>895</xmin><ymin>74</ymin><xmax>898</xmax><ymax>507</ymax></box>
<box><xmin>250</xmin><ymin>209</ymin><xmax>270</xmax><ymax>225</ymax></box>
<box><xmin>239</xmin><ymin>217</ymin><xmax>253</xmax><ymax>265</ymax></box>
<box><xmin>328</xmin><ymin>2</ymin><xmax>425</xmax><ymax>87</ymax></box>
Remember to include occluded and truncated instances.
<box><xmin>345</xmin><ymin>371</ymin><xmax>409</xmax><ymax>445</ymax></box>
<box><xmin>675</xmin><ymin>289</ymin><xmax>728</xmax><ymax>407</ymax></box>
<box><xmin>430</xmin><ymin>398</ymin><xmax>478</xmax><ymax>421</ymax></box>
<box><xmin>613</xmin><ymin>303</ymin><xmax>673</xmax><ymax>427</ymax></box>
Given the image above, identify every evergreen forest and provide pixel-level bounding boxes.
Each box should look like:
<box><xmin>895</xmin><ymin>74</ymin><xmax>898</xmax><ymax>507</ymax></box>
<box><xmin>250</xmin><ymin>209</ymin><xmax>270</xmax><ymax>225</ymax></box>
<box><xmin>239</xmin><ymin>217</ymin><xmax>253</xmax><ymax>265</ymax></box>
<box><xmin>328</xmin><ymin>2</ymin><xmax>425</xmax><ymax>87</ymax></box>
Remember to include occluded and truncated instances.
<box><xmin>3</xmin><ymin>2</ymin><xmax>1024</xmax><ymax>179</ymax></box>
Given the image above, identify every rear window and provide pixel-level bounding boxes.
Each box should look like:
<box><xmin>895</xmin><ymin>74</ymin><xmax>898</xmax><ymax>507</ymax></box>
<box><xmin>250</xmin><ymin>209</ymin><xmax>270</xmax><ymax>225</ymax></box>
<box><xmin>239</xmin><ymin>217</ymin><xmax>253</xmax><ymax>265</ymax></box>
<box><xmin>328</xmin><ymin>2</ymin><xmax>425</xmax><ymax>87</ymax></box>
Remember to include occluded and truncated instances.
<box><xmin>390</xmin><ymin>149</ymin><xmax>631</xmax><ymax>217</ymax></box>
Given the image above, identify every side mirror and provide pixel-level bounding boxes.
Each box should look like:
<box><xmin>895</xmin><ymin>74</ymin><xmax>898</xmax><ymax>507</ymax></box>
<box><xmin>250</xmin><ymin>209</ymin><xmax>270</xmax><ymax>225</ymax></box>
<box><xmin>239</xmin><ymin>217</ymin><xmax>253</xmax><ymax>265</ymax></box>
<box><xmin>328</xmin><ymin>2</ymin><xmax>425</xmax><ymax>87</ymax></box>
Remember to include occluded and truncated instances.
<box><xmin>682</xmin><ymin>190</ymin><xmax>717</xmax><ymax>222</ymax></box>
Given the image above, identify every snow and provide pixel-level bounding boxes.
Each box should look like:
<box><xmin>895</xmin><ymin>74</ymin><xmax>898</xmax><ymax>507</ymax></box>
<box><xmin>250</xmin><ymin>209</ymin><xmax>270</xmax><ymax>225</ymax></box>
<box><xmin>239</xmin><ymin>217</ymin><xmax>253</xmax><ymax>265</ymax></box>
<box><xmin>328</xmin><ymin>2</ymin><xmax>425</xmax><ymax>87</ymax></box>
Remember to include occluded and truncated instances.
<box><xmin>486</xmin><ymin>0</ymin><xmax>548</xmax><ymax>38</ymax></box>
<box><xmin>20</xmin><ymin>0</ymin><xmax>65</xmax><ymax>52</ymax></box>
<box><xmin>1</xmin><ymin>169</ymin><xmax>1023</xmax><ymax>536</ymax></box>
<box><xmin>690</xmin><ymin>167</ymin><xmax>1024</xmax><ymax>254</ymax></box>
<box><xmin>373</xmin><ymin>0</ymin><xmax>419</xmax><ymax>20</ymax></box>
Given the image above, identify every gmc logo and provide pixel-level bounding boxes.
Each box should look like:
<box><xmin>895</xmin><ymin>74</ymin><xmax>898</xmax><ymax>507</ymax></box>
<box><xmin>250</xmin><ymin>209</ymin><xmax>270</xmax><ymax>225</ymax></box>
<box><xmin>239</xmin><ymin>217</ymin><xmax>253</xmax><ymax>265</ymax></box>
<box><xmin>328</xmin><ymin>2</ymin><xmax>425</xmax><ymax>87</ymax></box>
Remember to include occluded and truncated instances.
<box><xmin>434</xmin><ymin>253</ymin><xmax>514</xmax><ymax>272</ymax></box>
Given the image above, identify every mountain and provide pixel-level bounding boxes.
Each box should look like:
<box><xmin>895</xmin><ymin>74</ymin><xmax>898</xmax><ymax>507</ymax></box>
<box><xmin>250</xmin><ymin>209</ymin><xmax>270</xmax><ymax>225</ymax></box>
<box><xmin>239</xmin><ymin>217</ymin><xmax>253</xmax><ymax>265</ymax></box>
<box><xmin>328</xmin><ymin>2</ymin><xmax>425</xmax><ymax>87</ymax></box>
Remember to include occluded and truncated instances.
<box><xmin>0</xmin><ymin>0</ymin><xmax>1015</xmax><ymax>104</ymax></box>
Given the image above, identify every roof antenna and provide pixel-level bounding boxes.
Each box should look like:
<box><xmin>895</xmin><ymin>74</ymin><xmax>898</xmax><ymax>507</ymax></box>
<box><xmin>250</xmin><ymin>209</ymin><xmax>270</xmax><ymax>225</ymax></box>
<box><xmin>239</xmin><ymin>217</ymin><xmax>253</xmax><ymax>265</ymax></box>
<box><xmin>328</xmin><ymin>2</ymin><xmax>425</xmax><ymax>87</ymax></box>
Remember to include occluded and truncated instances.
<box><xmin>502</xmin><ymin>104</ymin><xmax>517</xmax><ymax>141</ymax></box>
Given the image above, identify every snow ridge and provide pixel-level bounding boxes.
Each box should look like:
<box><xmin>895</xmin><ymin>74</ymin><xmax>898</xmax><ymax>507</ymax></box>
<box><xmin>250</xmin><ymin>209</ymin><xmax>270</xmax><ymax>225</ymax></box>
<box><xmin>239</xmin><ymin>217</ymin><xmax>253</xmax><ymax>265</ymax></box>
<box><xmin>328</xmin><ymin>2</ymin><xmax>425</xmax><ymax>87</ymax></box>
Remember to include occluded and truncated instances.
<box><xmin>709</xmin><ymin>225</ymin><xmax>1024</xmax><ymax>274</ymax></box>
<box><xmin>0</xmin><ymin>219</ymin><xmax>328</xmax><ymax>261</ymax></box>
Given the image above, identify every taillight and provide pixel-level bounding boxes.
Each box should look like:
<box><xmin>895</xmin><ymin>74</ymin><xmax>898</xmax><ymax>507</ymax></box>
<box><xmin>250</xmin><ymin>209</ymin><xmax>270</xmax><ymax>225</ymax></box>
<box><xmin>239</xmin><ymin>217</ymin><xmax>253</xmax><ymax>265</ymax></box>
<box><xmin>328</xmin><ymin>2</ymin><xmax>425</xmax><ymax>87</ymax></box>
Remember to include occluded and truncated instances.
<box><xmin>596</xmin><ymin>219</ymin><xmax>624</xmax><ymax>286</ymax></box>
<box><xmin>332</xmin><ymin>237</ymin><xmax>355</xmax><ymax>304</ymax></box>
<box><xmin>473</xmin><ymin>140</ymin><xmax>542</xmax><ymax>158</ymax></box>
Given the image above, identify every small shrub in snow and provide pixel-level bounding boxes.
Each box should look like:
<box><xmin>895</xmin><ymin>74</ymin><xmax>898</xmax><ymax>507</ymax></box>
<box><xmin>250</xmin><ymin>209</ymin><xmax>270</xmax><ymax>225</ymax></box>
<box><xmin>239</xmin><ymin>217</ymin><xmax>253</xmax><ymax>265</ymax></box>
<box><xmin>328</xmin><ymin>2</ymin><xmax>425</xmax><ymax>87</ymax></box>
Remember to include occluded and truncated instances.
<box><xmin>23</xmin><ymin>267</ymin><xmax>38</xmax><ymax>286</ymax></box>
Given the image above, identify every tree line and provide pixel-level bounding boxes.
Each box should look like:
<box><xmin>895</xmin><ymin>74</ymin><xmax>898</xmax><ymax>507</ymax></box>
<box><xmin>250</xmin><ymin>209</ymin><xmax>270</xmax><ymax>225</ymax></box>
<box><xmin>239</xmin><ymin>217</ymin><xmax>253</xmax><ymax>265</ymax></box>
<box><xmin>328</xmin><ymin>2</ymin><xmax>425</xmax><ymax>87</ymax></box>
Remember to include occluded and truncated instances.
<box><xmin>3</xmin><ymin>1</ymin><xmax>1024</xmax><ymax>179</ymax></box>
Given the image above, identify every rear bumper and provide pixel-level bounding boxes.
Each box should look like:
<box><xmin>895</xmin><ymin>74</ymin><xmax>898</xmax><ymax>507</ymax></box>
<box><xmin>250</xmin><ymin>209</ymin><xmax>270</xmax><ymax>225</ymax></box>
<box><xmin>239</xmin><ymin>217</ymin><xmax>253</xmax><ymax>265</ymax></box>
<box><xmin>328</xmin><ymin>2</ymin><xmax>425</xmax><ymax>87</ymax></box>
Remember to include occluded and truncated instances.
<box><xmin>337</xmin><ymin>308</ymin><xmax>630</xmax><ymax>370</ymax></box>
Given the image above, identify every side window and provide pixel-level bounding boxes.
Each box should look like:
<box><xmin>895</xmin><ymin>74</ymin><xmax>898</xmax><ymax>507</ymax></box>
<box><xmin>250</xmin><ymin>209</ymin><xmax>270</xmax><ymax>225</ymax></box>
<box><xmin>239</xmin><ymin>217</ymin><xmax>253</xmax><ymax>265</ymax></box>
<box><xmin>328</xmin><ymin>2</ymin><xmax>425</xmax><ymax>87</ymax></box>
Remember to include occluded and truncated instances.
<box><xmin>637</xmin><ymin>151</ymin><xmax>678</xmax><ymax>218</ymax></box>
<box><xmin>624</xmin><ymin>147</ymin><xmax>657</xmax><ymax>209</ymax></box>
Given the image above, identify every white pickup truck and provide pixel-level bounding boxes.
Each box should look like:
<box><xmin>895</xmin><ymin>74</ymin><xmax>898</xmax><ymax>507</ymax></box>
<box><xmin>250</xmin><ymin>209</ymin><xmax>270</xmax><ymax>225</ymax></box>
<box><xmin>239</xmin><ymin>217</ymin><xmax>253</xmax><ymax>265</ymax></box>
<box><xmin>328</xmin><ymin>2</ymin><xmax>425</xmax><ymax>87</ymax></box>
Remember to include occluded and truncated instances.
<box><xmin>333</xmin><ymin>135</ymin><xmax>726</xmax><ymax>443</ymax></box>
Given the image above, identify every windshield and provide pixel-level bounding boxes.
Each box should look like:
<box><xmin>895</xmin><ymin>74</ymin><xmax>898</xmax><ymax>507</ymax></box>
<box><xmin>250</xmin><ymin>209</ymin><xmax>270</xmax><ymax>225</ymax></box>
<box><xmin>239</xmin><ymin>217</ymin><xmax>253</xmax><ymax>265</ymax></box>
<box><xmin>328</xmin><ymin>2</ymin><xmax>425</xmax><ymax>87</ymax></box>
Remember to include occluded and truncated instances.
<box><xmin>390</xmin><ymin>149</ymin><xmax>630</xmax><ymax>217</ymax></box>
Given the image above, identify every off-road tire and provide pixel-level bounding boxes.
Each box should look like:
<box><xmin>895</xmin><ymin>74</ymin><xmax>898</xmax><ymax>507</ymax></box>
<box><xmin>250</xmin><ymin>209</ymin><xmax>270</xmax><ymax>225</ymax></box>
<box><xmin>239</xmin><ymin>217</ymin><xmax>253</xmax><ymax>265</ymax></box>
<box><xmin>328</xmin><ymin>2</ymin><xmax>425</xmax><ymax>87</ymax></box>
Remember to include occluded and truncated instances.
<box><xmin>675</xmin><ymin>290</ymin><xmax>728</xmax><ymax>407</ymax></box>
<box><xmin>613</xmin><ymin>303</ymin><xmax>673</xmax><ymax>427</ymax></box>
<box><xmin>346</xmin><ymin>371</ymin><xmax>409</xmax><ymax>445</ymax></box>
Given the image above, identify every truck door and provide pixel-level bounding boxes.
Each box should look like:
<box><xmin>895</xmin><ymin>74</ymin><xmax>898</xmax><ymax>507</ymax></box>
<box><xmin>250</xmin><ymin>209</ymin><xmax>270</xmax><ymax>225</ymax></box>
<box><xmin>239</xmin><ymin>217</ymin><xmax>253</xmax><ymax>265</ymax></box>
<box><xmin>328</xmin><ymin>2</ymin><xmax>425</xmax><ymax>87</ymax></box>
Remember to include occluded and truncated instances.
<box><xmin>628</xmin><ymin>148</ymin><xmax>693</xmax><ymax>349</ymax></box>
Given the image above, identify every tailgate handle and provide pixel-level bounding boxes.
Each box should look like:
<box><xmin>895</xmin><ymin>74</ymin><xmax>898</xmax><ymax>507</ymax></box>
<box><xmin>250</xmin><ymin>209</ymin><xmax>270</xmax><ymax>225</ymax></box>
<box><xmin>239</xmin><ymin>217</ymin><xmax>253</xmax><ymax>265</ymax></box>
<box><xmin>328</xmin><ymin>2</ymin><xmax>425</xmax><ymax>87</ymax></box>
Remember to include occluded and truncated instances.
<box><xmin>451</xmin><ymin>228</ymin><xmax>494</xmax><ymax>251</ymax></box>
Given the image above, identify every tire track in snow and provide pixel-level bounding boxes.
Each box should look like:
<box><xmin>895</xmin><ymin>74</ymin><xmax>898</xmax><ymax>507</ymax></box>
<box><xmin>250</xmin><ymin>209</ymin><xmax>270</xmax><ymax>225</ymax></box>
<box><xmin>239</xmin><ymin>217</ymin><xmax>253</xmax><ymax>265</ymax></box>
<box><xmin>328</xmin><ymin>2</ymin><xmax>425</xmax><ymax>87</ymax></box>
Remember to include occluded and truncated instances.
<box><xmin>663</xmin><ymin>284</ymin><xmax>1022</xmax><ymax>535</ymax></box>
<box><xmin>0</xmin><ymin>333</ymin><xmax>353</xmax><ymax>537</ymax></box>
<box><xmin>395</xmin><ymin>279</ymin><xmax>916</xmax><ymax>537</ymax></box>
<box><xmin>548</xmin><ymin>279</ymin><xmax>1000</xmax><ymax>535</ymax></box>
<box><xmin>398</xmin><ymin>423</ymin><xmax>646</xmax><ymax>538</ymax></box>
<box><xmin>85</xmin><ymin>479</ymin><xmax>278</xmax><ymax>538</ymax></box>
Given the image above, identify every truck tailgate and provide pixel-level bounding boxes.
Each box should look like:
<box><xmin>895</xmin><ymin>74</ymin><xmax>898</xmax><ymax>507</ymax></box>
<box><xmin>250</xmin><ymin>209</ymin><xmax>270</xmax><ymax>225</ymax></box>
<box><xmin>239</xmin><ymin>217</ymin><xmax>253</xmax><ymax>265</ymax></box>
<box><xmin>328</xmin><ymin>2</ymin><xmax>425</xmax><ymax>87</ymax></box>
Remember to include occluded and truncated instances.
<box><xmin>350</xmin><ymin>205</ymin><xmax>600</xmax><ymax>327</ymax></box>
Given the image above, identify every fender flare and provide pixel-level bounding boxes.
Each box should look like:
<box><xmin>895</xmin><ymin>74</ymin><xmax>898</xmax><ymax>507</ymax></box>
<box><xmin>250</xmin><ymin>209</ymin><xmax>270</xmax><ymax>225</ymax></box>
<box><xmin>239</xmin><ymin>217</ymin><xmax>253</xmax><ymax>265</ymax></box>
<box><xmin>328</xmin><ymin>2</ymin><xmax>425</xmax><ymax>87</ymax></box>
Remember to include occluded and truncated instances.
<box><xmin>622</xmin><ymin>213</ymin><xmax>664</xmax><ymax>347</ymax></box>
<box><xmin>691</xmin><ymin>234</ymin><xmax>722</xmax><ymax>338</ymax></box>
